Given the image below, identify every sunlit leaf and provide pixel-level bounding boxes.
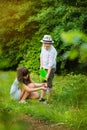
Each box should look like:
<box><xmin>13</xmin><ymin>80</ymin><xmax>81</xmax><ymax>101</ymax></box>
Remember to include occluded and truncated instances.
<box><xmin>80</xmin><ymin>43</ymin><xmax>87</xmax><ymax>62</ymax></box>
<box><xmin>68</xmin><ymin>49</ymin><xmax>79</xmax><ymax>60</ymax></box>
<box><xmin>61</xmin><ymin>30</ymin><xmax>87</xmax><ymax>46</ymax></box>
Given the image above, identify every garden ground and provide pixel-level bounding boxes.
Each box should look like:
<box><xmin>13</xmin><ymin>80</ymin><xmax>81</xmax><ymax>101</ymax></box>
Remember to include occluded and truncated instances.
<box><xmin>16</xmin><ymin>114</ymin><xmax>71</xmax><ymax>130</ymax></box>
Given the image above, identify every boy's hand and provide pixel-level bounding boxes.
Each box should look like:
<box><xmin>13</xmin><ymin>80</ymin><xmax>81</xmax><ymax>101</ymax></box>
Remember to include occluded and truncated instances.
<box><xmin>40</xmin><ymin>66</ymin><xmax>42</xmax><ymax>70</ymax></box>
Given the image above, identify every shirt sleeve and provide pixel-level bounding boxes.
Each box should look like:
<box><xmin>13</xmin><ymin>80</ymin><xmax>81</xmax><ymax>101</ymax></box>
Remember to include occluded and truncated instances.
<box><xmin>48</xmin><ymin>50</ymin><xmax>57</xmax><ymax>67</ymax></box>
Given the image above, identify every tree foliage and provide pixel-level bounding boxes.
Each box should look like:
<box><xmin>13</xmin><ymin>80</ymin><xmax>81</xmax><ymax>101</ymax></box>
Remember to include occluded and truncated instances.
<box><xmin>61</xmin><ymin>30</ymin><xmax>87</xmax><ymax>62</ymax></box>
<box><xmin>0</xmin><ymin>0</ymin><xmax>87</xmax><ymax>73</ymax></box>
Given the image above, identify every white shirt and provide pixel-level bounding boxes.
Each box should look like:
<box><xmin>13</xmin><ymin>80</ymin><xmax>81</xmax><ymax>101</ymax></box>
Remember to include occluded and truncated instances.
<box><xmin>40</xmin><ymin>45</ymin><xmax>57</xmax><ymax>69</ymax></box>
<box><xmin>10</xmin><ymin>78</ymin><xmax>21</xmax><ymax>100</ymax></box>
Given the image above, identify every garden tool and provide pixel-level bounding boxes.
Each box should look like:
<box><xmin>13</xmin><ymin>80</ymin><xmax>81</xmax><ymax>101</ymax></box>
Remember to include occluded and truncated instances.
<box><xmin>39</xmin><ymin>68</ymin><xmax>50</xmax><ymax>103</ymax></box>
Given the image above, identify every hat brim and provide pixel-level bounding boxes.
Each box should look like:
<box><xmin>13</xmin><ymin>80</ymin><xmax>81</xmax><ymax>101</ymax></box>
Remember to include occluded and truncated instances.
<box><xmin>40</xmin><ymin>40</ymin><xmax>54</xmax><ymax>44</ymax></box>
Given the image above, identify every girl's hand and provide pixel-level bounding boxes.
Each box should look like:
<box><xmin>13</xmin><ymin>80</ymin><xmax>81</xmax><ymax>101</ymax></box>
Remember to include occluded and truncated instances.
<box><xmin>41</xmin><ymin>83</ymin><xmax>47</xmax><ymax>87</ymax></box>
<box><xmin>41</xmin><ymin>87</ymin><xmax>47</xmax><ymax>91</ymax></box>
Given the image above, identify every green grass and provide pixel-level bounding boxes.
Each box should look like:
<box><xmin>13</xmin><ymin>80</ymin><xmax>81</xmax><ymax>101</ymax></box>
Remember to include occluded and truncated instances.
<box><xmin>0</xmin><ymin>71</ymin><xmax>87</xmax><ymax>130</ymax></box>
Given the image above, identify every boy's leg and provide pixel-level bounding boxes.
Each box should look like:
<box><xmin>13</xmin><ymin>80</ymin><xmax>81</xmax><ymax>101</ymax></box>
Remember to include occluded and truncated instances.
<box><xmin>46</xmin><ymin>69</ymin><xmax>55</xmax><ymax>98</ymax></box>
<box><xmin>39</xmin><ymin>69</ymin><xmax>55</xmax><ymax>102</ymax></box>
<box><xmin>39</xmin><ymin>90</ymin><xmax>46</xmax><ymax>102</ymax></box>
<box><xmin>47</xmin><ymin>69</ymin><xmax>55</xmax><ymax>88</ymax></box>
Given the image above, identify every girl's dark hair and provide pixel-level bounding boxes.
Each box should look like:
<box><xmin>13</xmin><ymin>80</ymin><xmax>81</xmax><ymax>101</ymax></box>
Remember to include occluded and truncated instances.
<box><xmin>17</xmin><ymin>66</ymin><xmax>31</xmax><ymax>84</ymax></box>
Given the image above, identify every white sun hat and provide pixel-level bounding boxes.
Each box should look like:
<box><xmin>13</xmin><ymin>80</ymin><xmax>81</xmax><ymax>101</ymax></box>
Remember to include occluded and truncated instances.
<box><xmin>40</xmin><ymin>35</ymin><xmax>54</xmax><ymax>44</ymax></box>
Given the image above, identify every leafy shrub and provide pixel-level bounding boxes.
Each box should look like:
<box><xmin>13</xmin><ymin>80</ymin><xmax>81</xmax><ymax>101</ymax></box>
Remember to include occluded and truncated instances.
<box><xmin>53</xmin><ymin>74</ymin><xmax>87</xmax><ymax>108</ymax></box>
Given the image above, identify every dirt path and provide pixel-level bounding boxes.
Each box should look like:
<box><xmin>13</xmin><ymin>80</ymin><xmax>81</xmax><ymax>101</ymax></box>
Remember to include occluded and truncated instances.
<box><xmin>22</xmin><ymin>115</ymin><xmax>71</xmax><ymax>130</ymax></box>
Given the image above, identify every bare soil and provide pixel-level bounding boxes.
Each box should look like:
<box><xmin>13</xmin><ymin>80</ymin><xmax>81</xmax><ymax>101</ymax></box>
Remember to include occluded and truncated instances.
<box><xmin>21</xmin><ymin>115</ymin><xmax>71</xmax><ymax>130</ymax></box>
